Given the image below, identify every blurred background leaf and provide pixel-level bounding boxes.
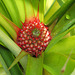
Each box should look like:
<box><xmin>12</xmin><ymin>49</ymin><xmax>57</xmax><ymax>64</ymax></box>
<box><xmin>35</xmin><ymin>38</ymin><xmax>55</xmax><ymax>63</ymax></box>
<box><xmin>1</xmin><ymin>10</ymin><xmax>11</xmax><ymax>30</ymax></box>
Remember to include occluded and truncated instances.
<box><xmin>0</xmin><ymin>45</ymin><xmax>23</xmax><ymax>75</ymax></box>
<box><xmin>44</xmin><ymin>52</ymin><xmax>75</xmax><ymax>75</ymax></box>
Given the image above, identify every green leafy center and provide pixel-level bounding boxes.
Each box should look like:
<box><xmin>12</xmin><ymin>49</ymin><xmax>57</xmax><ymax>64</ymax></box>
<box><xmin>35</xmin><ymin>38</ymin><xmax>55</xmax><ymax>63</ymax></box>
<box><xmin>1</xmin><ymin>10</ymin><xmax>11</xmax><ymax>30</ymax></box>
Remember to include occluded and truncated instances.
<box><xmin>32</xmin><ymin>28</ymin><xmax>40</xmax><ymax>37</ymax></box>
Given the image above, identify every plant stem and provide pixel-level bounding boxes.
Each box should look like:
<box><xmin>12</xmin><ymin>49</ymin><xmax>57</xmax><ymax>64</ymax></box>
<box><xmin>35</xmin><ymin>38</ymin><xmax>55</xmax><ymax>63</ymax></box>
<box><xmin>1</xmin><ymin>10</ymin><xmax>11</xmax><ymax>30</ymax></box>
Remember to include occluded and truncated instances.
<box><xmin>26</xmin><ymin>54</ymin><xmax>44</xmax><ymax>75</ymax></box>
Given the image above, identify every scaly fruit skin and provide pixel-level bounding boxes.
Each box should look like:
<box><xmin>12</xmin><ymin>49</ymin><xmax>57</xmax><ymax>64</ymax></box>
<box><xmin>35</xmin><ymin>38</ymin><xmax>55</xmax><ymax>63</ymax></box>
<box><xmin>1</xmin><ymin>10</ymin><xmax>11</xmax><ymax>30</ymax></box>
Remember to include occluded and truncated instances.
<box><xmin>17</xmin><ymin>18</ymin><xmax>51</xmax><ymax>57</ymax></box>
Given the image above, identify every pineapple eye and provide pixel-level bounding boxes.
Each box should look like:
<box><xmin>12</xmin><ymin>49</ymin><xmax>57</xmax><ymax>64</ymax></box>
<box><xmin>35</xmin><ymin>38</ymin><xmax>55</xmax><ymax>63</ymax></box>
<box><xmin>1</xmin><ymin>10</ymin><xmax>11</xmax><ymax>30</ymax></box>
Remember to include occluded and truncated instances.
<box><xmin>32</xmin><ymin>28</ymin><xmax>40</xmax><ymax>37</ymax></box>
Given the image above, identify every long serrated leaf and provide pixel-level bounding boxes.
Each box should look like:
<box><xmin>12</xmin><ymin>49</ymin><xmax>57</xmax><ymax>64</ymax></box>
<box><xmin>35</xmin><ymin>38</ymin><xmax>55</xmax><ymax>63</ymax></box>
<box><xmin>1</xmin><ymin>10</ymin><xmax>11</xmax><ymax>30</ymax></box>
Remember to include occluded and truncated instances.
<box><xmin>0</xmin><ymin>41</ymin><xmax>5</xmax><ymax>46</ymax></box>
<box><xmin>8</xmin><ymin>50</ymin><xmax>28</xmax><ymax>70</ymax></box>
<box><xmin>45</xmin><ymin>0</ymin><xmax>74</xmax><ymax>25</ymax></box>
<box><xmin>48</xmin><ymin>36</ymin><xmax>75</xmax><ymax>55</ymax></box>
<box><xmin>14</xmin><ymin>0</ymin><xmax>25</xmax><ymax>22</ymax></box>
<box><xmin>44</xmin><ymin>0</ymin><xmax>55</xmax><ymax>15</ymax></box>
<box><xmin>0</xmin><ymin>28</ymin><xmax>27</xmax><ymax>71</ymax></box>
<box><xmin>24</xmin><ymin>0</ymin><xmax>35</xmax><ymax>22</ymax></box>
<box><xmin>0</xmin><ymin>25</ymin><xmax>9</xmax><ymax>36</ymax></box>
<box><xmin>39</xmin><ymin>0</ymin><xmax>44</xmax><ymax>22</ymax></box>
<box><xmin>0</xmin><ymin>54</ymin><xmax>11</xmax><ymax>75</ymax></box>
<box><xmin>44</xmin><ymin>0</ymin><xmax>46</xmax><ymax>13</ymax></box>
<box><xmin>0</xmin><ymin>13</ymin><xmax>18</xmax><ymax>41</ymax></box>
<box><xmin>0</xmin><ymin>45</ymin><xmax>23</xmax><ymax>75</ymax></box>
<box><xmin>31</xmin><ymin>0</ymin><xmax>39</xmax><ymax>17</ymax></box>
<box><xmin>44</xmin><ymin>0</ymin><xmax>60</xmax><ymax>24</ymax></box>
<box><xmin>0</xmin><ymin>25</ymin><xmax>9</xmax><ymax>47</ymax></box>
<box><xmin>52</xmin><ymin>3</ymin><xmax>75</xmax><ymax>36</ymax></box>
<box><xmin>1</xmin><ymin>0</ymin><xmax>22</xmax><ymax>27</ymax></box>
<box><xmin>31</xmin><ymin>0</ymin><xmax>44</xmax><ymax>22</ymax></box>
<box><xmin>0</xmin><ymin>0</ymin><xmax>11</xmax><ymax>19</ymax></box>
<box><xmin>52</xmin><ymin>19</ymin><xmax>75</xmax><ymax>37</ymax></box>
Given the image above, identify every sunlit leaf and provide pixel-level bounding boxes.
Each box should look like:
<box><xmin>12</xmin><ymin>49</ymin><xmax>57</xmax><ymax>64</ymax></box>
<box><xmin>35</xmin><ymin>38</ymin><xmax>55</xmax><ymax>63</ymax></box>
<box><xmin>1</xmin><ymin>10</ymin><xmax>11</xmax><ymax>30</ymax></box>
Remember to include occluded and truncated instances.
<box><xmin>43</xmin><ymin>64</ymin><xmax>57</xmax><ymax>75</ymax></box>
<box><xmin>0</xmin><ymin>67</ymin><xmax>7</xmax><ymax>75</ymax></box>
<box><xmin>44</xmin><ymin>53</ymin><xmax>75</xmax><ymax>75</ymax></box>
<box><xmin>48</xmin><ymin>36</ymin><xmax>75</xmax><ymax>55</ymax></box>
<box><xmin>44</xmin><ymin>0</ymin><xmax>55</xmax><ymax>14</ymax></box>
<box><xmin>45</xmin><ymin>0</ymin><xmax>74</xmax><ymax>25</ymax></box>
<box><xmin>44</xmin><ymin>0</ymin><xmax>59</xmax><ymax>24</ymax></box>
<box><xmin>31</xmin><ymin>0</ymin><xmax>39</xmax><ymax>16</ymax></box>
<box><xmin>71</xmin><ymin>69</ymin><xmax>75</xmax><ymax>75</ymax></box>
<box><xmin>14</xmin><ymin>0</ymin><xmax>25</xmax><ymax>22</ymax></box>
<box><xmin>1</xmin><ymin>0</ymin><xmax>22</xmax><ymax>27</ymax></box>
<box><xmin>52</xmin><ymin>3</ymin><xmax>75</xmax><ymax>36</ymax></box>
<box><xmin>43</xmin><ymin>69</ymin><xmax>51</xmax><ymax>75</ymax></box>
<box><xmin>0</xmin><ymin>14</ymin><xmax>17</xmax><ymax>41</ymax></box>
<box><xmin>0</xmin><ymin>0</ymin><xmax>10</xmax><ymax>19</ymax></box>
<box><xmin>24</xmin><ymin>0</ymin><xmax>35</xmax><ymax>22</ymax></box>
<box><xmin>39</xmin><ymin>0</ymin><xmax>44</xmax><ymax>22</ymax></box>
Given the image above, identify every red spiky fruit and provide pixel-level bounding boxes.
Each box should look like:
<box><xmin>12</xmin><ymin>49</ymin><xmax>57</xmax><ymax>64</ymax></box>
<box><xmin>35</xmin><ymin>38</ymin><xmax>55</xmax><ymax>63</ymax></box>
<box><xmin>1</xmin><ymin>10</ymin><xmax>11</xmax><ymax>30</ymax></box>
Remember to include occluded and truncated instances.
<box><xmin>17</xmin><ymin>18</ymin><xmax>51</xmax><ymax>57</ymax></box>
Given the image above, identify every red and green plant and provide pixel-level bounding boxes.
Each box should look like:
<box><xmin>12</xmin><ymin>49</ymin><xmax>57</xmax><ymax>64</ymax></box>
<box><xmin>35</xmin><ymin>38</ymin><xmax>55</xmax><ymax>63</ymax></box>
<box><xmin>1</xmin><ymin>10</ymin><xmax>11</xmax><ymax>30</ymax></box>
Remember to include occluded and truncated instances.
<box><xmin>0</xmin><ymin>0</ymin><xmax>75</xmax><ymax>75</ymax></box>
